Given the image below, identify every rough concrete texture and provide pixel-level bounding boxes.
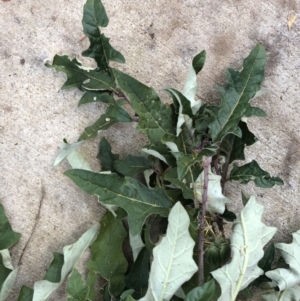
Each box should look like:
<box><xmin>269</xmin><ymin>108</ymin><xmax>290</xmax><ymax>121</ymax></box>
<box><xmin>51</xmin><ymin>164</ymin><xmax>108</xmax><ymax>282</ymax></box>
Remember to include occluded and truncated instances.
<box><xmin>0</xmin><ymin>0</ymin><xmax>299</xmax><ymax>299</ymax></box>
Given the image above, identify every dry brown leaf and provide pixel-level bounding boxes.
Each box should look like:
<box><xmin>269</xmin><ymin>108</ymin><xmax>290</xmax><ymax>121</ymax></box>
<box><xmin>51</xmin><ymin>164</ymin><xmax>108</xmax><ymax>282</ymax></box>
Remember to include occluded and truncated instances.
<box><xmin>288</xmin><ymin>14</ymin><xmax>297</xmax><ymax>30</ymax></box>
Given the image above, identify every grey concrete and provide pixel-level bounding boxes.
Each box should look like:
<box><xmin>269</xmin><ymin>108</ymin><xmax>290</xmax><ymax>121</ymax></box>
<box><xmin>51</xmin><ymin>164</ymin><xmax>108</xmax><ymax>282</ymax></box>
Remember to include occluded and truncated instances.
<box><xmin>0</xmin><ymin>0</ymin><xmax>299</xmax><ymax>299</ymax></box>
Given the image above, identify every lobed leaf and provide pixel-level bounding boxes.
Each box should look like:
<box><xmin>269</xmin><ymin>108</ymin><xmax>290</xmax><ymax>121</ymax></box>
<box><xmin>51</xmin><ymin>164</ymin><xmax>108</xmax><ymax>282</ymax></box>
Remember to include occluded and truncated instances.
<box><xmin>141</xmin><ymin>202</ymin><xmax>198</xmax><ymax>301</ymax></box>
<box><xmin>211</xmin><ymin>196</ymin><xmax>277</xmax><ymax>301</ymax></box>
<box><xmin>46</xmin><ymin>55</ymin><xmax>116</xmax><ymax>92</ymax></box>
<box><xmin>209</xmin><ymin>44</ymin><xmax>267</xmax><ymax>143</ymax></box>
<box><xmin>88</xmin><ymin>211</ymin><xmax>127</xmax><ymax>297</ymax></box>
<box><xmin>82</xmin><ymin>0</ymin><xmax>125</xmax><ymax>70</ymax></box>
<box><xmin>64</xmin><ymin>169</ymin><xmax>172</xmax><ymax>236</ymax></box>
<box><xmin>265</xmin><ymin>230</ymin><xmax>300</xmax><ymax>291</ymax></box>
<box><xmin>228</xmin><ymin>160</ymin><xmax>284</xmax><ymax>188</ymax></box>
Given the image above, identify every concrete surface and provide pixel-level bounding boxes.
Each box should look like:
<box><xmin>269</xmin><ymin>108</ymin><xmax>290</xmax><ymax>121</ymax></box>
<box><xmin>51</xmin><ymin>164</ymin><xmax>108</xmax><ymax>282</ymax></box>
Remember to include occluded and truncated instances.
<box><xmin>0</xmin><ymin>0</ymin><xmax>299</xmax><ymax>299</ymax></box>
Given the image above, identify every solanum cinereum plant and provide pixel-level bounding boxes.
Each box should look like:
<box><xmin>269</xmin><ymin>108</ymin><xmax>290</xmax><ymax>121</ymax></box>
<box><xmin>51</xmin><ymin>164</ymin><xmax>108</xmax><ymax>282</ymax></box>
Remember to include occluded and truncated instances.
<box><xmin>3</xmin><ymin>0</ymin><xmax>298</xmax><ymax>300</ymax></box>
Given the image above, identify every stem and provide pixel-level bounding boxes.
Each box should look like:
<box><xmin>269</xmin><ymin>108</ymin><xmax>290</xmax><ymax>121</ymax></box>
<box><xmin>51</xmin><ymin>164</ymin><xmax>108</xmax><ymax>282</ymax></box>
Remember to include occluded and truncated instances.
<box><xmin>197</xmin><ymin>156</ymin><xmax>212</xmax><ymax>285</ymax></box>
<box><xmin>221</xmin><ymin>155</ymin><xmax>230</xmax><ymax>194</ymax></box>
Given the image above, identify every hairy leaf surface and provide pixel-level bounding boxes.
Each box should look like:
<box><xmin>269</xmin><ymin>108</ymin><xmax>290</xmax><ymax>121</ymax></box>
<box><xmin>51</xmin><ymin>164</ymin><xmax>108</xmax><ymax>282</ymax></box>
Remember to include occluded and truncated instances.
<box><xmin>211</xmin><ymin>196</ymin><xmax>277</xmax><ymax>301</ymax></box>
<box><xmin>265</xmin><ymin>230</ymin><xmax>300</xmax><ymax>291</ymax></box>
<box><xmin>88</xmin><ymin>211</ymin><xmax>127</xmax><ymax>297</ymax></box>
<box><xmin>141</xmin><ymin>202</ymin><xmax>197</xmax><ymax>301</ymax></box>
<box><xmin>82</xmin><ymin>0</ymin><xmax>125</xmax><ymax>70</ymax></box>
<box><xmin>64</xmin><ymin>169</ymin><xmax>172</xmax><ymax>236</ymax></box>
<box><xmin>228</xmin><ymin>160</ymin><xmax>284</xmax><ymax>188</ymax></box>
<box><xmin>209</xmin><ymin>45</ymin><xmax>266</xmax><ymax>143</ymax></box>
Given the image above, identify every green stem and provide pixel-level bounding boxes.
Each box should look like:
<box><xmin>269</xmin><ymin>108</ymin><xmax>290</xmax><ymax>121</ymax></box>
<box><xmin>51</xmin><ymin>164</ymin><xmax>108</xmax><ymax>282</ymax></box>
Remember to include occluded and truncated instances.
<box><xmin>197</xmin><ymin>156</ymin><xmax>212</xmax><ymax>285</ymax></box>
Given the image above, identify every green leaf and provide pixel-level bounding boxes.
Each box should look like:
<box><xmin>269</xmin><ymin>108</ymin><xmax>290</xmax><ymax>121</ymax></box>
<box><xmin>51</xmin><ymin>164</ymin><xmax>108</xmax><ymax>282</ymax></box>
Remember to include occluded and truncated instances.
<box><xmin>79</xmin><ymin>97</ymin><xmax>132</xmax><ymax>141</ymax></box>
<box><xmin>17</xmin><ymin>286</ymin><xmax>34</xmax><ymax>301</ymax></box>
<box><xmin>184</xmin><ymin>279</ymin><xmax>215</xmax><ymax>301</ymax></box>
<box><xmin>125</xmin><ymin>248</ymin><xmax>150</xmax><ymax>299</ymax></box>
<box><xmin>174</xmin><ymin>145</ymin><xmax>217</xmax><ymax>180</ymax></box>
<box><xmin>228</xmin><ymin>160</ymin><xmax>284</xmax><ymax>188</ymax></box>
<box><xmin>54</xmin><ymin>140</ymin><xmax>91</xmax><ymax>170</ymax></box>
<box><xmin>0</xmin><ymin>250</ymin><xmax>18</xmax><ymax>301</ymax></box>
<box><xmin>252</xmin><ymin>244</ymin><xmax>275</xmax><ymax>287</ymax></box>
<box><xmin>0</xmin><ymin>203</ymin><xmax>21</xmax><ymax>250</ymax></box>
<box><xmin>220</xmin><ymin>121</ymin><xmax>257</xmax><ymax>164</ymax></box>
<box><xmin>262</xmin><ymin>285</ymin><xmax>300</xmax><ymax>301</ymax></box>
<box><xmin>165</xmin><ymin>89</ymin><xmax>193</xmax><ymax>136</ymax></box>
<box><xmin>113</xmin><ymin>69</ymin><xmax>175</xmax><ymax>160</ymax></box>
<box><xmin>209</xmin><ymin>45</ymin><xmax>266</xmax><ymax>143</ymax></box>
<box><xmin>265</xmin><ymin>230</ymin><xmax>300</xmax><ymax>291</ymax></box>
<box><xmin>32</xmin><ymin>225</ymin><xmax>98</xmax><ymax>301</ymax></box>
<box><xmin>46</xmin><ymin>55</ymin><xmax>117</xmax><ymax>92</ymax></box>
<box><xmin>211</xmin><ymin>196</ymin><xmax>277</xmax><ymax>301</ymax></box>
<box><xmin>164</xmin><ymin>168</ymin><xmax>194</xmax><ymax>200</ymax></box>
<box><xmin>82</xmin><ymin>0</ymin><xmax>125</xmax><ymax>70</ymax></box>
<box><xmin>141</xmin><ymin>202</ymin><xmax>197</xmax><ymax>301</ymax></box>
<box><xmin>113</xmin><ymin>155</ymin><xmax>152</xmax><ymax>177</ymax></box>
<box><xmin>182</xmin><ymin>50</ymin><xmax>206</xmax><ymax>114</ymax></box>
<box><xmin>43</xmin><ymin>252</ymin><xmax>64</xmax><ymax>283</ymax></box>
<box><xmin>193</xmin><ymin>165</ymin><xmax>231</xmax><ymax>214</ymax></box>
<box><xmin>67</xmin><ymin>269</ymin><xmax>89</xmax><ymax>301</ymax></box>
<box><xmin>88</xmin><ymin>211</ymin><xmax>127</xmax><ymax>297</ymax></box>
<box><xmin>0</xmin><ymin>253</ymin><xmax>12</xmax><ymax>295</ymax></box>
<box><xmin>121</xmin><ymin>289</ymin><xmax>135</xmax><ymax>300</ymax></box>
<box><xmin>64</xmin><ymin>169</ymin><xmax>172</xmax><ymax>236</ymax></box>
<box><xmin>97</xmin><ymin>137</ymin><xmax>119</xmax><ymax>171</ymax></box>
<box><xmin>78</xmin><ymin>91</ymin><xmax>114</xmax><ymax>106</ymax></box>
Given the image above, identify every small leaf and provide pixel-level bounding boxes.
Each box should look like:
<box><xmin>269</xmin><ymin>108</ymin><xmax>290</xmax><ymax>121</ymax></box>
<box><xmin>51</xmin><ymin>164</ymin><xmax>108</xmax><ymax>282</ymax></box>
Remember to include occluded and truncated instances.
<box><xmin>265</xmin><ymin>230</ymin><xmax>300</xmax><ymax>291</ymax></box>
<box><xmin>262</xmin><ymin>285</ymin><xmax>300</xmax><ymax>301</ymax></box>
<box><xmin>78</xmin><ymin>91</ymin><xmax>114</xmax><ymax>106</ymax></box>
<box><xmin>65</xmin><ymin>169</ymin><xmax>172</xmax><ymax>236</ymax></box>
<box><xmin>220</xmin><ymin>121</ymin><xmax>257</xmax><ymax>164</ymax></box>
<box><xmin>113</xmin><ymin>69</ymin><xmax>175</xmax><ymax>158</ymax></box>
<box><xmin>82</xmin><ymin>0</ymin><xmax>125</xmax><ymax>70</ymax></box>
<box><xmin>174</xmin><ymin>146</ymin><xmax>217</xmax><ymax>180</ymax></box>
<box><xmin>120</xmin><ymin>289</ymin><xmax>135</xmax><ymax>300</ymax></box>
<box><xmin>184</xmin><ymin>279</ymin><xmax>215</xmax><ymax>301</ymax></box>
<box><xmin>228</xmin><ymin>160</ymin><xmax>284</xmax><ymax>188</ymax></box>
<box><xmin>43</xmin><ymin>252</ymin><xmax>64</xmax><ymax>283</ymax></box>
<box><xmin>54</xmin><ymin>140</ymin><xmax>91</xmax><ymax>170</ymax></box>
<box><xmin>32</xmin><ymin>225</ymin><xmax>98</xmax><ymax>301</ymax></box>
<box><xmin>46</xmin><ymin>55</ymin><xmax>116</xmax><ymax>92</ymax></box>
<box><xmin>125</xmin><ymin>248</ymin><xmax>150</xmax><ymax>299</ymax></box>
<box><xmin>211</xmin><ymin>196</ymin><xmax>277</xmax><ymax>301</ymax></box>
<box><xmin>88</xmin><ymin>211</ymin><xmax>127</xmax><ymax>297</ymax></box>
<box><xmin>182</xmin><ymin>50</ymin><xmax>206</xmax><ymax>114</ymax></box>
<box><xmin>209</xmin><ymin>45</ymin><xmax>266</xmax><ymax>143</ymax></box>
<box><xmin>141</xmin><ymin>202</ymin><xmax>198</xmax><ymax>301</ymax></box>
<box><xmin>0</xmin><ymin>253</ymin><xmax>12</xmax><ymax>295</ymax></box>
<box><xmin>17</xmin><ymin>286</ymin><xmax>34</xmax><ymax>301</ymax></box>
<box><xmin>78</xmin><ymin>97</ymin><xmax>132</xmax><ymax>141</ymax></box>
<box><xmin>0</xmin><ymin>203</ymin><xmax>21</xmax><ymax>250</ymax></box>
<box><xmin>67</xmin><ymin>269</ymin><xmax>89</xmax><ymax>301</ymax></box>
<box><xmin>97</xmin><ymin>137</ymin><xmax>119</xmax><ymax>171</ymax></box>
<box><xmin>193</xmin><ymin>165</ymin><xmax>231</xmax><ymax>214</ymax></box>
<box><xmin>113</xmin><ymin>155</ymin><xmax>152</xmax><ymax>177</ymax></box>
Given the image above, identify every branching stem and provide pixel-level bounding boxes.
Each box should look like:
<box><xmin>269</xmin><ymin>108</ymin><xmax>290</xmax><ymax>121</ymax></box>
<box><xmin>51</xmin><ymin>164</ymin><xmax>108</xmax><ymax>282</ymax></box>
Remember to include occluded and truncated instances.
<box><xmin>197</xmin><ymin>156</ymin><xmax>212</xmax><ymax>285</ymax></box>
